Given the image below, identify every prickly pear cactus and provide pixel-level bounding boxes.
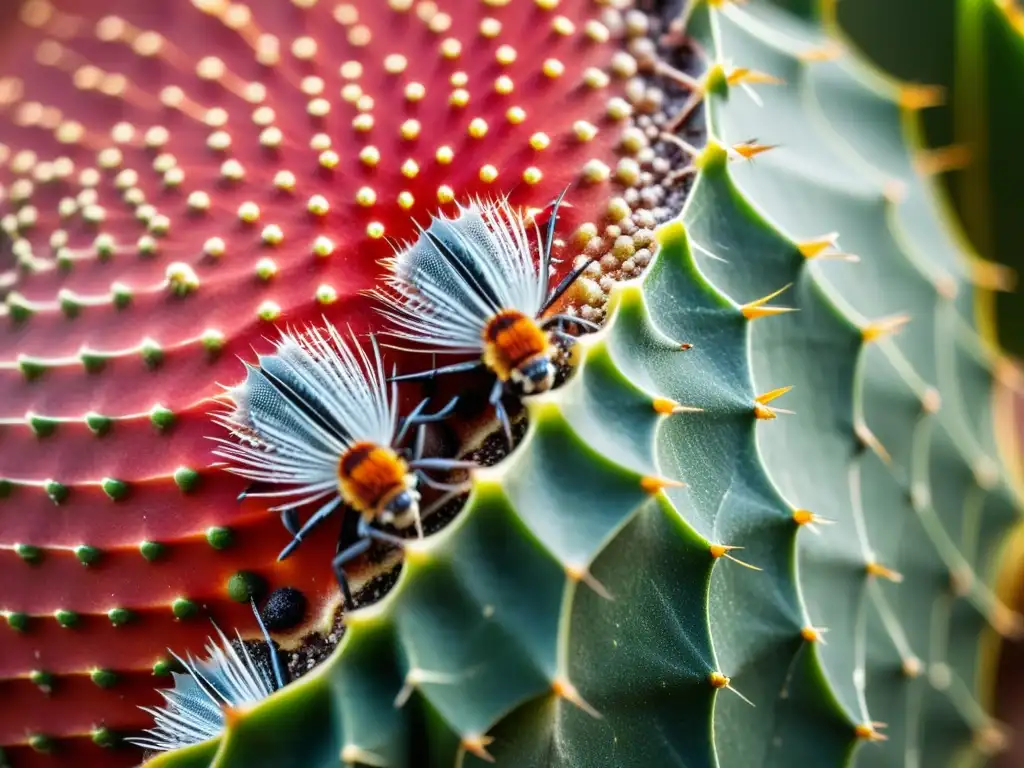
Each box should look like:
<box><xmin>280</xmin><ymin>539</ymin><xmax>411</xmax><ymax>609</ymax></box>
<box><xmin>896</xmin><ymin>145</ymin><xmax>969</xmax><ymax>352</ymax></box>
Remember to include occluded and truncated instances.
<box><xmin>142</xmin><ymin>1</ymin><xmax>1019</xmax><ymax>767</ymax></box>
<box><xmin>0</xmin><ymin>1</ymin><xmax>1020</xmax><ymax>767</ymax></box>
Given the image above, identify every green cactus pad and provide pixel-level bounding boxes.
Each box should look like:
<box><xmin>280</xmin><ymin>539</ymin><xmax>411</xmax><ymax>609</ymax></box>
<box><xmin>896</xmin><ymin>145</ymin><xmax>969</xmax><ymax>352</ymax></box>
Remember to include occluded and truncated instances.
<box><xmin>147</xmin><ymin>3</ymin><xmax>1021</xmax><ymax>767</ymax></box>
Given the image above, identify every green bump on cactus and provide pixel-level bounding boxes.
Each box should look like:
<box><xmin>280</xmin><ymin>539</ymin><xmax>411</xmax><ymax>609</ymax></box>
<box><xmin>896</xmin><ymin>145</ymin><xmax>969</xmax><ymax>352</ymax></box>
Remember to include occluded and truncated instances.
<box><xmin>149</xmin><ymin>405</ymin><xmax>176</xmax><ymax>432</ymax></box>
<box><xmin>43</xmin><ymin>480</ymin><xmax>68</xmax><ymax>505</ymax></box>
<box><xmin>90</xmin><ymin>669</ymin><xmax>118</xmax><ymax>689</ymax></box>
<box><xmin>6</xmin><ymin>294</ymin><xmax>32</xmax><ymax>323</ymax></box>
<box><xmin>94</xmin><ymin>235</ymin><xmax>116</xmax><ymax>260</ymax></box>
<box><xmin>205</xmin><ymin>527</ymin><xmax>233</xmax><ymax>551</ymax></box>
<box><xmin>200</xmin><ymin>329</ymin><xmax>225</xmax><ymax>356</ymax></box>
<box><xmin>173</xmin><ymin>467</ymin><xmax>200</xmax><ymax>494</ymax></box>
<box><xmin>79</xmin><ymin>350</ymin><xmax>108</xmax><ymax>374</ymax></box>
<box><xmin>111</xmin><ymin>282</ymin><xmax>133</xmax><ymax>309</ymax></box>
<box><xmin>14</xmin><ymin>544</ymin><xmax>42</xmax><ymax>565</ymax></box>
<box><xmin>91</xmin><ymin>727</ymin><xmax>118</xmax><ymax>749</ymax></box>
<box><xmin>100</xmin><ymin>478</ymin><xmax>129</xmax><ymax>501</ymax></box>
<box><xmin>53</xmin><ymin>610</ymin><xmax>77</xmax><ymax>629</ymax></box>
<box><xmin>139</xmin><ymin>541</ymin><xmax>166</xmax><ymax>562</ymax></box>
<box><xmin>27</xmin><ymin>734</ymin><xmax>53</xmax><ymax>754</ymax></box>
<box><xmin>152</xmin><ymin>659</ymin><xmax>176</xmax><ymax>677</ymax></box>
<box><xmin>172</xmin><ymin>598</ymin><xmax>199</xmax><ymax>620</ymax></box>
<box><xmin>85</xmin><ymin>412</ymin><xmax>113</xmax><ymax>436</ymax></box>
<box><xmin>5</xmin><ymin>613</ymin><xmax>28</xmax><ymax>633</ymax></box>
<box><xmin>226</xmin><ymin>572</ymin><xmax>266</xmax><ymax>604</ymax></box>
<box><xmin>58</xmin><ymin>291</ymin><xmax>80</xmax><ymax>319</ymax></box>
<box><xmin>0</xmin><ymin>480</ymin><xmax>11</xmax><ymax>499</ymax></box>
<box><xmin>75</xmin><ymin>545</ymin><xmax>101</xmax><ymax>566</ymax></box>
<box><xmin>29</xmin><ymin>670</ymin><xmax>53</xmax><ymax>693</ymax></box>
<box><xmin>16</xmin><ymin>355</ymin><xmax>46</xmax><ymax>381</ymax></box>
<box><xmin>27</xmin><ymin>413</ymin><xmax>57</xmax><ymax>438</ymax></box>
<box><xmin>140</xmin><ymin>339</ymin><xmax>164</xmax><ymax>370</ymax></box>
<box><xmin>107</xmin><ymin>608</ymin><xmax>133</xmax><ymax>627</ymax></box>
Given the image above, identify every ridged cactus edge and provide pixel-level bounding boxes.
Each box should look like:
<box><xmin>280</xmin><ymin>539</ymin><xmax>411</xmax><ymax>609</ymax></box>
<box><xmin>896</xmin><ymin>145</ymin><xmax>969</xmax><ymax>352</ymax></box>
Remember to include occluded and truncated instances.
<box><xmin>144</xmin><ymin>3</ymin><xmax>1024</xmax><ymax>767</ymax></box>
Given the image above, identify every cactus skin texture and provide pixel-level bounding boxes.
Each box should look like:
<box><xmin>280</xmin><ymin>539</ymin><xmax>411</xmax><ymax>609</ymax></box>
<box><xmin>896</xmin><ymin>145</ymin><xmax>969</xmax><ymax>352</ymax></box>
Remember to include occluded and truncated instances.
<box><xmin>143</xmin><ymin>1</ymin><xmax>1024</xmax><ymax>768</ymax></box>
<box><xmin>0</xmin><ymin>0</ymin><xmax>643</xmax><ymax>764</ymax></box>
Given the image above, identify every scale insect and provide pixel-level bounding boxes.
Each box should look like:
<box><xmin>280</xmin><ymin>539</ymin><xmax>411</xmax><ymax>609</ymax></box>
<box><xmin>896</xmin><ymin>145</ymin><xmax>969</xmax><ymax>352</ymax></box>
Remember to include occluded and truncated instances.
<box><xmin>129</xmin><ymin>600</ymin><xmax>286</xmax><ymax>752</ymax></box>
<box><xmin>213</xmin><ymin>324</ymin><xmax>471</xmax><ymax>608</ymax></box>
<box><xmin>373</xmin><ymin>191</ymin><xmax>599</xmax><ymax>445</ymax></box>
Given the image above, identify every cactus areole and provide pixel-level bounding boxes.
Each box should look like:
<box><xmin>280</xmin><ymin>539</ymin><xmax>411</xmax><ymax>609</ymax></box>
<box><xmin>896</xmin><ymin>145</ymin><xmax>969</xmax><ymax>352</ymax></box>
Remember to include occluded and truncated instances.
<box><xmin>0</xmin><ymin>1</ymin><xmax>1020</xmax><ymax>767</ymax></box>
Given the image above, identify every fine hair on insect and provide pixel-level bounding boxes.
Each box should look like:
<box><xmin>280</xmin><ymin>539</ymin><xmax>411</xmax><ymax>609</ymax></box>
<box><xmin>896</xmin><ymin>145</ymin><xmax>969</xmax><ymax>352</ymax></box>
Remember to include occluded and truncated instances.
<box><xmin>372</xmin><ymin>189</ymin><xmax>599</xmax><ymax>447</ymax></box>
<box><xmin>128</xmin><ymin>600</ymin><xmax>286</xmax><ymax>752</ymax></box>
<box><xmin>213</xmin><ymin>324</ymin><xmax>473</xmax><ymax>608</ymax></box>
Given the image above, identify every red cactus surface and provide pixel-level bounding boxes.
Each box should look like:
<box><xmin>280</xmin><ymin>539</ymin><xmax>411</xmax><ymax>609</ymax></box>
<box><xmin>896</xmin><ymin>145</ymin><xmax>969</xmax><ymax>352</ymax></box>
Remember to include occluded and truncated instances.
<box><xmin>0</xmin><ymin>0</ymin><xmax>682</xmax><ymax>764</ymax></box>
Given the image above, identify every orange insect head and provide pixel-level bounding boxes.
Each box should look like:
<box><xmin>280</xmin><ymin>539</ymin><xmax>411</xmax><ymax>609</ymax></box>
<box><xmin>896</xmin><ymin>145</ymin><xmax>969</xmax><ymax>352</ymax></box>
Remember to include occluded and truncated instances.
<box><xmin>337</xmin><ymin>441</ymin><xmax>413</xmax><ymax>521</ymax></box>
<box><xmin>482</xmin><ymin>309</ymin><xmax>555</xmax><ymax>393</ymax></box>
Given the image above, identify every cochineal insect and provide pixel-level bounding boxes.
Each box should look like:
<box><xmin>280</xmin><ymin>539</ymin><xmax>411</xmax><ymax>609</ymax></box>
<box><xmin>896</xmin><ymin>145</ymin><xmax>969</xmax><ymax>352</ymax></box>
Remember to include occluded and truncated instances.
<box><xmin>129</xmin><ymin>600</ymin><xmax>286</xmax><ymax>752</ymax></box>
<box><xmin>372</xmin><ymin>191</ymin><xmax>599</xmax><ymax>445</ymax></box>
<box><xmin>213</xmin><ymin>324</ymin><xmax>470</xmax><ymax>608</ymax></box>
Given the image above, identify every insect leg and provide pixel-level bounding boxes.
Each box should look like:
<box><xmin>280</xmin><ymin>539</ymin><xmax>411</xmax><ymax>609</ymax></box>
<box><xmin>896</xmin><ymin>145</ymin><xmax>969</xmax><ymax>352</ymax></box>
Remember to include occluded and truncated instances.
<box><xmin>415</xmin><ymin>470</ymin><xmax>472</xmax><ymax>493</ymax></box>
<box><xmin>281</xmin><ymin>509</ymin><xmax>300</xmax><ymax>537</ymax></box>
<box><xmin>358</xmin><ymin>516</ymin><xmax>407</xmax><ymax>548</ymax></box>
<box><xmin>488</xmin><ymin>378</ymin><xmax>514</xmax><ymax>450</ymax></box>
<box><xmin>395</xmin><ymin>395</ymin><xmax>461</xmax><ymax>446</ymax></box>
<box><xmin>249</xmin><ymin>598</ymin><xmax>288</xmax><ymax>688</ymax></box>
<box><xmin>388</xmin><ymin>360</ymin><xmax>485</xmax><ymax>384</ymax></box>
<box><xmin>277</xmin><ymin>496</ymin><xmax>343</xmax><ymax>561</ymax></box>
<box><xmin>394</xmin><ymin>397</ymin><xmax>431</xmax><ymax>445</ymax></box>
<box><xmin>331</xmin><ymin>537</ymin><xmax>372</xmax><ymax>611</ymax></box>
<box><xmin>541</xmin><ymin>257</ymin><xmax>596</xmax><ymax>314</ymax></box>
<box><xmin>540</xmin><ymin>314</ymin><xmax>601</xmax><ymax>333</ymax></box>
<box><xmin>409</xmin><ymin>395</ymin><xmax>460</xmax><ymax>425</ymax></box>
<box><xmin>269</xmin><ymin>490</ymin><xmax>336</xmax><ymax>536</ymax></box>
<box><xmin>409</xmin><ymin>458</ymin><xmax>478</xmax><ymax>470</ymax></box>
<box><xmin>550</xmin><ymin>329</ymin><xmax>578</xmax><ymax>346</ymax></box>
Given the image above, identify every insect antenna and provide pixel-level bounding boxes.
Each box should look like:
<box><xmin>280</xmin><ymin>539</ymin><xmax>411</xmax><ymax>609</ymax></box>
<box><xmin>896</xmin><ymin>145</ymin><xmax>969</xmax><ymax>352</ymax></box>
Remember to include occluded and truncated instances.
<box><xmin>540</xmin><ymin>185</ymin><xmax>572</xmax><ymax>290</ymax></box>
<box><xmin>541</xmin><ymin>256</ymin><xmax>596</xmax><ymax>314</ymax></box>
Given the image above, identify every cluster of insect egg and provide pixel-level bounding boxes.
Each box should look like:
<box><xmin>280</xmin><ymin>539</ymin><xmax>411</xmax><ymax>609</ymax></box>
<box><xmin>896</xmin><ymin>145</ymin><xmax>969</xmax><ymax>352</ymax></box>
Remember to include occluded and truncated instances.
<box><xmin>563</xmin><ymin>7</ymin><xmax>695</xmax><ymax>323</ymax></box>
